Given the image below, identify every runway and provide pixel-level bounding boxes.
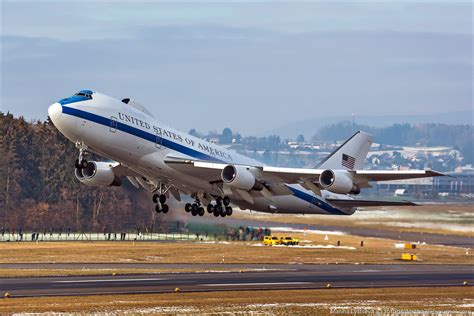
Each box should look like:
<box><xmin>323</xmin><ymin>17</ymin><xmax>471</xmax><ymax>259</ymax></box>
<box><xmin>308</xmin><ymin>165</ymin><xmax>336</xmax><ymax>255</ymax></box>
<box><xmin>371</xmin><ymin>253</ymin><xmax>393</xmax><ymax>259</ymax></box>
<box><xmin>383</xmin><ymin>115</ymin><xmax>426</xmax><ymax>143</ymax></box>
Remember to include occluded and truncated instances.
<box><xmin>1</xmin><ymin>264</ymin><xmax>472</xmax><ymax>298</ymax></box>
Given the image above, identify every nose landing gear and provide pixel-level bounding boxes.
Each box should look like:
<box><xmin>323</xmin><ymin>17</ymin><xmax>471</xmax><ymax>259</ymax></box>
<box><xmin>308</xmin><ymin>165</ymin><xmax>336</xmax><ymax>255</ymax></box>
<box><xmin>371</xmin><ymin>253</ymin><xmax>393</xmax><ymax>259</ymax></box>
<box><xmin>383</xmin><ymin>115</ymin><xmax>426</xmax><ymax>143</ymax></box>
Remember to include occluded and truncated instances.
<box><xmin>74</xmin><ymin>142</ymin><xmax>89</xmax><ymax>169</ymax></box>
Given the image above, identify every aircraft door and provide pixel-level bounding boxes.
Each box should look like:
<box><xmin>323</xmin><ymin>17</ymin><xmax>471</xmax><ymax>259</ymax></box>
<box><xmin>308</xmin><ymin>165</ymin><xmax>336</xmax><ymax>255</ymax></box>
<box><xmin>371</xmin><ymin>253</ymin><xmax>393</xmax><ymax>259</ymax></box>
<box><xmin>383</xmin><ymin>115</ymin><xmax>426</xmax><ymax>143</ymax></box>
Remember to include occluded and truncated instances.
<box><xmin>155</xmin><ymin>128</ymin><xmax>162</xmax><ymax>149</ymax></box>
<box><xmin>110</xmin><ymin>116</ymin><xmax>118</xmax><ymax>133</ymax></box>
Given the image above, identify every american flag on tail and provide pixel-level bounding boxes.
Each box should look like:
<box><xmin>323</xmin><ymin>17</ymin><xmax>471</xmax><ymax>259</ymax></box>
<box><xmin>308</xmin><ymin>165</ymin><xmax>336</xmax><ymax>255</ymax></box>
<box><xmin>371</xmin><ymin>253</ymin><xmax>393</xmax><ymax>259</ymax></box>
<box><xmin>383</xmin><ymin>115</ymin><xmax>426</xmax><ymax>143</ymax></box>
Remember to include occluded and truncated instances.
<box><xmin>341</xmin><ymin>154</ymin><xmax>356</xmax><ymax>169</ymax></box>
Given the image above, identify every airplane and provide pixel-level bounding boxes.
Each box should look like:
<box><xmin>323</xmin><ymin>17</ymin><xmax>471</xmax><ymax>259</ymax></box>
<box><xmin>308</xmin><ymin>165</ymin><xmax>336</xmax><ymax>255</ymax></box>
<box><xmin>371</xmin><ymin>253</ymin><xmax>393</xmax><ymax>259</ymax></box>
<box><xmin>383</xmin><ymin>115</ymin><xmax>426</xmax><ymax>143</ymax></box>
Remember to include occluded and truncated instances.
<box><xmin>48</xmin><ymin>90</ymin><xmax>444</xmax><ymax>217</ymax></box>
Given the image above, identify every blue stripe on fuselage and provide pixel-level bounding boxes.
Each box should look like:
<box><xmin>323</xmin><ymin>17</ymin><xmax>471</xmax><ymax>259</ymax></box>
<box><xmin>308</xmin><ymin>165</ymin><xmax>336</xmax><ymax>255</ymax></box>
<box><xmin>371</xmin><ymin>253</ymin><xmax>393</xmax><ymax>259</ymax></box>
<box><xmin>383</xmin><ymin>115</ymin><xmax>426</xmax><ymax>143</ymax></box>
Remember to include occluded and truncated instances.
<box><xmin>286</xmin><ymin>186</ymin><xmax>349</xmax><ymax>215</ymax></box>
<box><xmin>61</xmin><ymin>105</ymin><xmax>225</xmax><ymax>163</ymax></box>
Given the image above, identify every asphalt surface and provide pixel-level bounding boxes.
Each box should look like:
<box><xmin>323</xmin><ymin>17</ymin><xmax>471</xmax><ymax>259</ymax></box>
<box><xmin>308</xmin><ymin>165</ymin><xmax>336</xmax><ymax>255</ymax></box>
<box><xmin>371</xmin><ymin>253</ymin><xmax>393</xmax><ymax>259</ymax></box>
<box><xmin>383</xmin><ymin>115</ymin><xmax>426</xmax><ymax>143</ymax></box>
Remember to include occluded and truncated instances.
<box><xmin>1</xmin><ymin>264</ymin><xmax>472</xmax><ymax>298</ymax></box>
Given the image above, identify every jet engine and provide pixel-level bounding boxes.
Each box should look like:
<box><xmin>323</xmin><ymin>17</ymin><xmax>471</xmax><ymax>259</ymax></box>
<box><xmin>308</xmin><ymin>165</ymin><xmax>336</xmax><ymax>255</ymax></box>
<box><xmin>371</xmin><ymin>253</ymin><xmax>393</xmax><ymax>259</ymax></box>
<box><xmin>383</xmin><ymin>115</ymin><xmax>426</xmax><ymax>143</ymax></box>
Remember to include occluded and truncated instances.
<box><xmin>75</xmin><ymin>161</ymin><xmax>122</xmax><ymax>186</ymax></box>
<box><xmin>221</xmin><ymin>165</ymin><xmax>263</xmax><ymax>191</ymax></box>
<box><xmin>319</xmin><ymin>169</ymin><xmax>360</xmax><ymax>195</ymax></box>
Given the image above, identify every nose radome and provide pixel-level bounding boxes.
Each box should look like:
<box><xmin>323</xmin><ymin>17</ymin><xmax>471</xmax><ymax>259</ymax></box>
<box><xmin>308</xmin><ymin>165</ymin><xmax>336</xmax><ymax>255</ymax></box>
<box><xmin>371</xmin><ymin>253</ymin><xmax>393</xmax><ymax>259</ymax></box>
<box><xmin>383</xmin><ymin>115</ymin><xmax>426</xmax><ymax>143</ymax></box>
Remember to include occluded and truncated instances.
<box><xmin>48</xmin><ymin>102</ymin><xmax>62</xmax><ymax>123</ymax></box>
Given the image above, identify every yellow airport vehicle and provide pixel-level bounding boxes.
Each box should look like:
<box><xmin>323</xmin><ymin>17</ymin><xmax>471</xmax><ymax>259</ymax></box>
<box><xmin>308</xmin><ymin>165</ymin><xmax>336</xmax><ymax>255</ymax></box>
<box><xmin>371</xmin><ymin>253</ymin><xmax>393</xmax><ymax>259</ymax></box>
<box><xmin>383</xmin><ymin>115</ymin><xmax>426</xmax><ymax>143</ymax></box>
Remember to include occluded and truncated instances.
<box><xmin>280</xmin><ymin>236</ymin><xmax>300</xmax><ymax>246</ymax></box>
<box><xmin>401</xmin><ymin>253</ymin><xmax>418</xmax><ymax>261</ymax></box>
<box><xmin>263</xmin><ymin>236</ymin><xmax>281</xmax><ymax>246</ymax></box>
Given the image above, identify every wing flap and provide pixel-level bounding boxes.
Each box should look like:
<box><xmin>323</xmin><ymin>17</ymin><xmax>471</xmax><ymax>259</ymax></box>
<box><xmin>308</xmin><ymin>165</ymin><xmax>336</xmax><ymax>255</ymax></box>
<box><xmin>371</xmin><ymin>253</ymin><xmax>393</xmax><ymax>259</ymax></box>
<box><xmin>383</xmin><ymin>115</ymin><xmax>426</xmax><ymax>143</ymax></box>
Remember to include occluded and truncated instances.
<box><xmin>326</xmin><ymin>198</ymin><xmax>418</xmax><ymax>207</ymax></box>
<box><xmin>354</xmin><ymin>170</ymin><xmax>445</xmax><ymax>183</ymax></box>
<box><xmin>164</xmin><ymin>156</ymin><xmax>225</xmax><ymax>182</ymax></box>
<box><xmin>259</xmin><ymin>166</ymin><xmax>323</xmax><ymax>183</ymax></box>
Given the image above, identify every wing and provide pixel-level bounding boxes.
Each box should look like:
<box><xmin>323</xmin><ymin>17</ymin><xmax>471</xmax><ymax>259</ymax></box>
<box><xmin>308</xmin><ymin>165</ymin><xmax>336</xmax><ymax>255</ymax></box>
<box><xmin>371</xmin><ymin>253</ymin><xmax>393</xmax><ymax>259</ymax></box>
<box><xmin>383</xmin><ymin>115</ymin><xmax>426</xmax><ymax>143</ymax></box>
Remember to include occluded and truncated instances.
<box><xmin>165</xmin><ymin>156</ymin><xmax>444</xmax><ymax>184</ymax></box>
<box><xmin>162</xmin><ymin>155</ymin><xmax>448</xmax><ymax>208</ymax></box>
<box><xmin>165</xmin><ymin>157</ymin><xmax>323</xmax><ymax>184</ymax></box>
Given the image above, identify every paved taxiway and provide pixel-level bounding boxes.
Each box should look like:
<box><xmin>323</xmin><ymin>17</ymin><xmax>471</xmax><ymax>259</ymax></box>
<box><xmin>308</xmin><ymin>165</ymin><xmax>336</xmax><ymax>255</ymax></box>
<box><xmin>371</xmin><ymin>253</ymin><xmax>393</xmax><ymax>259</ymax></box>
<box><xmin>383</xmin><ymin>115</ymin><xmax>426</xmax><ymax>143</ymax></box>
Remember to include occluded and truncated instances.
<box><xmin>1</xmin><ymin>264</ymin><xmax>472</xmax><ymax>297</ymax></box>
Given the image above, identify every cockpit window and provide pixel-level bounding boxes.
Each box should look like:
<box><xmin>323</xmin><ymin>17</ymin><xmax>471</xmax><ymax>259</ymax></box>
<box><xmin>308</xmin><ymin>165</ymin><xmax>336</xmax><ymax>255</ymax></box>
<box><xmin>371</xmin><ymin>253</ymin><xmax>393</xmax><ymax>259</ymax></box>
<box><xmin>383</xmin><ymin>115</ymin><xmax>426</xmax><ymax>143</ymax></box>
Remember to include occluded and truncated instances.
<box><xmin>58</xmin><ymin>90</ymin><xmax>93</xmax><ymax>105</ymax></box>
<box><xmin>74</xmin><ymin>90</ymin><xmax>93</xmax><ymax>99</ymax></box>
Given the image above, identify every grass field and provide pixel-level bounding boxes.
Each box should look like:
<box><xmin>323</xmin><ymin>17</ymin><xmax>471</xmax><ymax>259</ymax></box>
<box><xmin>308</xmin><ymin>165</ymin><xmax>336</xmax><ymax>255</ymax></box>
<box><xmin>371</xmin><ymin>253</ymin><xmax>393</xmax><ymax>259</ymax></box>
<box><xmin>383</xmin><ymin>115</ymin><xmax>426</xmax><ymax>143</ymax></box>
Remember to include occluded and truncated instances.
<box><xmin>1</xmin><ymin>231</ymin><xmax>471</xmax><ymax>278</ymax></box>
<box><xmin>1</xmin><ymin>287</ymin><xmax>472</xmax><ymax>315</ymax></box>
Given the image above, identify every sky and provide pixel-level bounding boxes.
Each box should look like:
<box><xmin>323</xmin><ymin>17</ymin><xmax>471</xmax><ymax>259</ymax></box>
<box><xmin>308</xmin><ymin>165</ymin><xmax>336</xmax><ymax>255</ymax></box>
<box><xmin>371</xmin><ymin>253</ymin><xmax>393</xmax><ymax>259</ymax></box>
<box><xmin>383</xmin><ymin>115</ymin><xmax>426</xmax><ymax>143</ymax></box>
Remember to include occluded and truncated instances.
<box><xmin>1</xmin><ymin>1</ymin><xmax>472</xmax><ymax>135</ymax></box>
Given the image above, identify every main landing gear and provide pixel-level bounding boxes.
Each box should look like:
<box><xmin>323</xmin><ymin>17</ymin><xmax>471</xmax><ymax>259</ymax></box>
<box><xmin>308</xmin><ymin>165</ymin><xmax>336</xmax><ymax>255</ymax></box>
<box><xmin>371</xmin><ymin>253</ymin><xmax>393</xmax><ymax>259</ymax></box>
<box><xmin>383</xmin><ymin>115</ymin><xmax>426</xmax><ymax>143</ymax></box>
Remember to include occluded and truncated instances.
<box><xmin>153</xmin><ymin>183</ymin><xmax>171</xmax><ymax>214</ymax></box>
<box><xmin>184</xmin><ymin>195</ymin><xmax>232</xmax><ymax>217</ymax></box>
<box><xmin>206</xmin><ymin>196</ymin><xmax>233</xmax><ymax>218</ymax></box>
<box><xmin>184</xmin><ymin>195</ymin><xmax>205</xmax><ymax>217</ymax></box>
<box><xmin>153</xmin><ymin>193</ymin><xmax>169</xmax><ymax>213</ymax></box>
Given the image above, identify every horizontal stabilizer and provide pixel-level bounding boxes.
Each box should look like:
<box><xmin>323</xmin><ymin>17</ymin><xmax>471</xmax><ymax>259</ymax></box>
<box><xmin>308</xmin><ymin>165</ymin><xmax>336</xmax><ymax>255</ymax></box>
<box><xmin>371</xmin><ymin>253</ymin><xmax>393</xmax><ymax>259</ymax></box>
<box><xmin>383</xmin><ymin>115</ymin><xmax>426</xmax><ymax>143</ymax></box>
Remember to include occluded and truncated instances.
<box><xmin>326</xmin><ymin>198</ymin><xmax>418</xmax><ymax>207</ymax></box>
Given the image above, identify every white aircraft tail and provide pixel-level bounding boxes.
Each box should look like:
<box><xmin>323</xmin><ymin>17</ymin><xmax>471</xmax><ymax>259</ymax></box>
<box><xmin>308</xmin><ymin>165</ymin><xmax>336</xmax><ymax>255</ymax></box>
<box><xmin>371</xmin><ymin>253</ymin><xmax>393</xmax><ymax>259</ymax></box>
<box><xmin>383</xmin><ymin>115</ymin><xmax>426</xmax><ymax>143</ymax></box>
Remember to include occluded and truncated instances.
<box><xmin>316</xmin><ymin>131</ymin><xmax>373</xmax><ymax>170</ymax></box>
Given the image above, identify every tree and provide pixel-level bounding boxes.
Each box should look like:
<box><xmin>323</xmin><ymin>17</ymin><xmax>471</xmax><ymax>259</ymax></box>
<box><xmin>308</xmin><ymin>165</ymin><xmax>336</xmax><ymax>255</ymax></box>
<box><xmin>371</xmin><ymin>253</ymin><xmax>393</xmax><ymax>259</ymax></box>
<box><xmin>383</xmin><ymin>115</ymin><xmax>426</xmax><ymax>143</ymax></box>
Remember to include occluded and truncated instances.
<box><xmin>188</xmin><ymin>128</ymin><xmax>201</xmax><ymax>138</ymax></box>
<box><xmin>296</xmin><ymin>134</ymin><xmax>305</xmax><ymax>143</ymax></box>
<box><xmin>0</xmin><ymin>113</ymin><xmax>164</xmax><ymax>232</ymax></box>
<box><xmin>220</xmin><ymin>128</ymin><xmax>233</xmax><ymax>144</ymax></box>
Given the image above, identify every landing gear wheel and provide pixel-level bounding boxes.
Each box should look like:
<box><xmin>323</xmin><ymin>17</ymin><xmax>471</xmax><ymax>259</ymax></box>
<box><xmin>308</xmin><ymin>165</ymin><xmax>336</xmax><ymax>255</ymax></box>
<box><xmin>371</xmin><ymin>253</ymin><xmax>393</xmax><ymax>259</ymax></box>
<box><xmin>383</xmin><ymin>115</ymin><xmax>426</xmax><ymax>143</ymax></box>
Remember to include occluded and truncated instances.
<box><xmin>198</xmin><ymin>207</ymin><xmax>205</xmax><ymax>216</ymax></box>
<box><xmin>213</xmin><ymin>210</ymin><xmax>220</xmax><ymax>217</ymax></box>
<box><xmin>219</xmin><ymin>205</ymin><xmax>227</xmax><ymax>217</ymax></box>
<box><xmin>185</xmin><ymin>203</ymin><xmax>192</xmax><ymax>212</ymax></box>
<box><xmin>223</xmin><ymin>196</ymin><xmax>231</xmax><ymax>206</ymax></box>
<box><xmin>225</xmin><ymin>206</ymin><xmax>233</xmax><ymax>216</ymax></box>
<box><xmin>161</xmin><ymin>204</ymin><xmax>169</xmax><ymax>213</ymax></box>
<box><xmin>155</xmin><ymin>204</ymin><xmax>162</xmax><ymax>213</ymax></box>
<box><xmin>159</xmin><ymin>194</ymin><xmax>166</xmax><ymax>204</ymax></box>
<box><xmin>207</xmin><ymin>204</ymin><xmax>214</xmax><ymax>213</ymax></box>
<box><xmin>152</xmin><ymin>194</ymin><xmax>159</xmax><ymax>204</ymax></box>
<box><xmin>191</xmin><ymin>203</ymin><xmax>199</xmax><ymax>216</ymax></box>
<box><xmin>80</xmin><ymin>159</ymin><xmax>88</xmax><ymax>169</ymax></box>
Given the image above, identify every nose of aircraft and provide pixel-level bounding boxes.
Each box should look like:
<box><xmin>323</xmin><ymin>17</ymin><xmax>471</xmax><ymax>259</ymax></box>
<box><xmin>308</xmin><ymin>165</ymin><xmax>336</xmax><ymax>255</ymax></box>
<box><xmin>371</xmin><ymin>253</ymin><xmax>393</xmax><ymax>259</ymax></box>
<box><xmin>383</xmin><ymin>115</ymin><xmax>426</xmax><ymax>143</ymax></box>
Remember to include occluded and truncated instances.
<box><xmin>48</xmin><ymin>102</ymin><xmax>62</xmax><ymax>124</ymax></box>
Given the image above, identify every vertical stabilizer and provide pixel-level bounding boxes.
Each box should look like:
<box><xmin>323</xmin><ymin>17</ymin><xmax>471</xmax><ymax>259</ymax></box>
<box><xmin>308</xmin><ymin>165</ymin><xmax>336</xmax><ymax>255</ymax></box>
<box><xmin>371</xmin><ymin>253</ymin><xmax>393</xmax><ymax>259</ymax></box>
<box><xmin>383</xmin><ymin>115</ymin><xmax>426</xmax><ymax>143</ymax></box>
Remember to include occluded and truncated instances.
<box><xmin>316</xmin><ymin>131</ymin><xmax>373</xmax><ymax>170</ymax></box>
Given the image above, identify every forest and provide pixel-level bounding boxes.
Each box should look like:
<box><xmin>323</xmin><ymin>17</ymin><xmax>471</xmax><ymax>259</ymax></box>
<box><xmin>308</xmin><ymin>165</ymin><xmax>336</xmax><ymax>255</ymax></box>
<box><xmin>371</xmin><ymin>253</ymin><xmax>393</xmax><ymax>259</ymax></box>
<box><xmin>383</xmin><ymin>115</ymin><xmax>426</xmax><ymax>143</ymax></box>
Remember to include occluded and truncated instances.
<box><xmin>0</xmin><ymin>112</ymin><xmax>158</xmax><ymax>232</ymax></box>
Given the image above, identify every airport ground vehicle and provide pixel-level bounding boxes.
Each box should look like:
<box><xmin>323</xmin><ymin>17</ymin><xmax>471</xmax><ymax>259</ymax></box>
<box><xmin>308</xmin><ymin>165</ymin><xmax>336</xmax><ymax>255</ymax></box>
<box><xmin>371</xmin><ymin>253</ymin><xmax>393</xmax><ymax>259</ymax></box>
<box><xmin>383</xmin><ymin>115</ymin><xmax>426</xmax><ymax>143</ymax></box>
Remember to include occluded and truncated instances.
<box><xmin>280</xmin><ymin>236</ymin><xmax>299</xmax><ymax>245</ymax></box>
<box><xmin>263</xmin><ymin>236</ymin><xmax>281</xmax><ymax>246</ymax></box>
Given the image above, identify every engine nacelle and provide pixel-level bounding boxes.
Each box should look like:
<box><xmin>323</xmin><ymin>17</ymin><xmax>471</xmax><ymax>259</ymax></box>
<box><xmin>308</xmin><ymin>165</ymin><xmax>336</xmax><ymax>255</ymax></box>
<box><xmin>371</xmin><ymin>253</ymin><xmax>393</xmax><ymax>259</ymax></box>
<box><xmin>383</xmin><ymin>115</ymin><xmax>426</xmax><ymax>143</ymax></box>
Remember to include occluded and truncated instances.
<box><xmin>221</xmin><ymin>165</ymin><xmax>263</xmax><ymax>191</ymax></box>
<box><xmin>75</xmin><ymin>161</ymin><xmax>121</xmax><ymax>187</ymax></box>
<box><xmin>319</xmin><ymin>169</ymin><xmax>360</xmax><ymax>195</ymax></box>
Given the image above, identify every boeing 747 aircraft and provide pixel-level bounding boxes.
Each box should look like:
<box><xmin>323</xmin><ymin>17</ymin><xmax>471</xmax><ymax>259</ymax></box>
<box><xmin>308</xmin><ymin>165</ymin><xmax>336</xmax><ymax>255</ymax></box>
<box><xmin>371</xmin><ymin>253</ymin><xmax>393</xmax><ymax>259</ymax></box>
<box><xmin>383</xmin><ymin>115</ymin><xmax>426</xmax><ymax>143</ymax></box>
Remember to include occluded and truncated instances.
<box><xmin>48</xmin><ymin>90</ymin><xmax>444</xmax><ymax>217</ymax></box>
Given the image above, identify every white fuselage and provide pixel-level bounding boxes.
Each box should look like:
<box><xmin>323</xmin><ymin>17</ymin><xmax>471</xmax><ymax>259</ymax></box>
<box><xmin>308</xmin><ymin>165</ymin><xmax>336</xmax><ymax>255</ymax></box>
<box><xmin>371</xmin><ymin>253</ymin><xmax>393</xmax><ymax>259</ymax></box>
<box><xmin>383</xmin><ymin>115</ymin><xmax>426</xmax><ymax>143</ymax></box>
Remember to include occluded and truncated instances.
<box><xmin>48</xmin><ymin>92</ymin><xmax>354</xmax><ymax>215</ymax></box>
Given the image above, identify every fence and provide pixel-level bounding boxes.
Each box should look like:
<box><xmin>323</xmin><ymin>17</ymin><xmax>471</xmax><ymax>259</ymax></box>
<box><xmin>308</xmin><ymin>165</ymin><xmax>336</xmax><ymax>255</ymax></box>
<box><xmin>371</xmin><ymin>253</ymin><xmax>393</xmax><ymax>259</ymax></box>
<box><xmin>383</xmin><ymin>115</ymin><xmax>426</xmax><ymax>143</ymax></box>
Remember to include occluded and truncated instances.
<box><xmin>0</xmin><ymin>231</ymin><xmax>226</xmax><ymax>242</ymax></box>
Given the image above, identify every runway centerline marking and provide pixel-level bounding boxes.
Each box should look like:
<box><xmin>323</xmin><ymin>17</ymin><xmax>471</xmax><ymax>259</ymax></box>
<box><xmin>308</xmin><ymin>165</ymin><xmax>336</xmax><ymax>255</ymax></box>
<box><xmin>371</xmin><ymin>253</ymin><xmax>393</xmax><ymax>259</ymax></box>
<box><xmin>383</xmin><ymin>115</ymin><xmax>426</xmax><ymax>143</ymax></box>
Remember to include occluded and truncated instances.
<box><xmin>53</xmin><ymin>278</ymin><xmax>165</xmax><ymax>283</ymax></box>
<box><xmin>203</xmin><ymin>282</ymin><xmax>311</xmax><ymax>287</ymax></box>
